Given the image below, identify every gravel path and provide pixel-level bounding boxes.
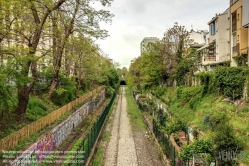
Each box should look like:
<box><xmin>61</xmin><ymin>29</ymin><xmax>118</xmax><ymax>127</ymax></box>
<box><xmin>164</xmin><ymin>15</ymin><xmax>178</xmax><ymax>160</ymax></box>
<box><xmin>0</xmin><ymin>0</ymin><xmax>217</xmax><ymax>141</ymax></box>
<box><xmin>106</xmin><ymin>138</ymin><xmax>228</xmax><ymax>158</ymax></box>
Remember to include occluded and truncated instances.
<box><xmin>105</xmin><ymin>87</ymin><xmax>138</xmax><ymax>166</ymax></box>
<box><xmin>104</xmin><ymin>87</ymin><xmax>165</xmax><ymax>166</ymax></box>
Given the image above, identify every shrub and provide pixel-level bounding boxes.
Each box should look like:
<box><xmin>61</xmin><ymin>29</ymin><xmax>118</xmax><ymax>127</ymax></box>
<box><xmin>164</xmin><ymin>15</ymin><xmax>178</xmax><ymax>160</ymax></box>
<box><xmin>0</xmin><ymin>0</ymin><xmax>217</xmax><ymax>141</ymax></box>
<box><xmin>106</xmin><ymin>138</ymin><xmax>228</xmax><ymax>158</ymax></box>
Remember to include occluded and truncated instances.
<box><xmin>52</xmin><ymin>76</ymin><xmax>77</xmax><ymax>106</ymax></box>
<box><xmin>240</xmin><ymin>107</ymin><xmax>249</xmax><ymax>113</ymax></box>
<box><xmin>166</xmin><ymin>120</ymin><xmax>187</xmax><ymax>135</ymax></box>
<box><xmin>176</xmin><ymin>86</ymin><xmax>203</xmax><ymax>108</ymax></box>
<box><xmin>26</xmin><ymin>97</ymin><xmax>50</xmax><ymax>121</ymax></box>
<box><xmin>153</xmin><ymin>86</ymin><xmax>167</xmax><ymax>97</ymax></box>
<box><xmin>215</xmin><ymin>67</ymin><xmax>247</xmax><ymax>99</ymax></box>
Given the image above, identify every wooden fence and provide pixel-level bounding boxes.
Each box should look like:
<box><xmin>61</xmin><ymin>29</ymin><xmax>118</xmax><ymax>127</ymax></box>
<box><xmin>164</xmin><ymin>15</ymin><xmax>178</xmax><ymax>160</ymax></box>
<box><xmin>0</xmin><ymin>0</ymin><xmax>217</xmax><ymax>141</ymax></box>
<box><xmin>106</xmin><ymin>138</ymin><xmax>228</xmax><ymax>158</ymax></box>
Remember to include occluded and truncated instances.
<box><xmin>0</xmin><ymin>86</ymin><xmax>105</xmax><ymax>152</ymax></box>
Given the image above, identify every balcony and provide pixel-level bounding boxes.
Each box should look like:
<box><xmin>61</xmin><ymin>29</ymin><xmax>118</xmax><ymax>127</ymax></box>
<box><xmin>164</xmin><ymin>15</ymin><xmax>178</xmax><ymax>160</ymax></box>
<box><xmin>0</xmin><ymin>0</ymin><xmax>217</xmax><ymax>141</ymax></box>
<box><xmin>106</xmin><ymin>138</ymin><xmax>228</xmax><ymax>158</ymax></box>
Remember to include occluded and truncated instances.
<box><xmin>204</xmin><ymin>56</ymin><xmax>216</xmax><ymax>61</ymax></box>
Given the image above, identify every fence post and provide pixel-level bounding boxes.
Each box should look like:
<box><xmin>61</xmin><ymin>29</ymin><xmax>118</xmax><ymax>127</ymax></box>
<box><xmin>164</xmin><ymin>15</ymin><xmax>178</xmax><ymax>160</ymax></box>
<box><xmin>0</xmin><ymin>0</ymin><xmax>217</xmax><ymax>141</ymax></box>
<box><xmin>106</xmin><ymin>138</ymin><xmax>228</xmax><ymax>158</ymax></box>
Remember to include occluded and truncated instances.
<box><xmin>88</xmin><ymin>134</ymin><xmax>90</xmax><ymax>162</ymax></box>
<box><xmin>174</xmin><ymin>147</ymin><xmax>176</xmax><ymax>166</ymax></box>
<box><xmin>82</xmin><ymin>140</ymin><xmax>85</xmax><ymax>166</ymax></box>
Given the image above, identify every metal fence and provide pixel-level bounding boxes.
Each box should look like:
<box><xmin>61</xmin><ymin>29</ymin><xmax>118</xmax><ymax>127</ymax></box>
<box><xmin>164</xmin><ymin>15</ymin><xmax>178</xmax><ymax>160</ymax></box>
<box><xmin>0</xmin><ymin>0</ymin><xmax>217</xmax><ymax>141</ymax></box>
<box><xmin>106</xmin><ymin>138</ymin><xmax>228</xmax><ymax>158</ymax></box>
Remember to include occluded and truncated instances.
<box><xmin>153</xmin><ymin>119</ymin><xmax>190</xmax><ymax>166</ymax></box>
<box><xmin>132</xmin><ymin>90</ymin><xmax>190</xmax><ymax>166</ymax></box>
<box><xmin>68</xmin><ymin>92</ymin><xmax>116</xmax><ymax>166</ymax></box>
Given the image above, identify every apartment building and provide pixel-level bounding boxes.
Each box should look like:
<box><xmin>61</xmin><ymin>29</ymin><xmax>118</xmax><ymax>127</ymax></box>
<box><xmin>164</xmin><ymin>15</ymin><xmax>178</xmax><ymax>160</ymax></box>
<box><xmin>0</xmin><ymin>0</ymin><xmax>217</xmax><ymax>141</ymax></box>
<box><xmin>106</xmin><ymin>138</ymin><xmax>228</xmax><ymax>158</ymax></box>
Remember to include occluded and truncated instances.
<box><xmin>242</xmin><ymin>0</ymin><xmax>249</xmax><ymax>63</ymax></box>
<box><xmin>197</xmin><ymin>9</ymin><xmax>230</xmax><ymax>71</ymax></box>
<box><xmin>230</xmin><ymin>0</ymin><xmax>248</xmax><ymax>66</ymax></box>
<box><xmin>140</xmin><ymin>37</ymin><xmax>159</xmax><ymax>54</ymax></box>
<box><xmin>189</xmin><ymin>30</ymin><xmax>209</xmax><ymax>49</ymax></box>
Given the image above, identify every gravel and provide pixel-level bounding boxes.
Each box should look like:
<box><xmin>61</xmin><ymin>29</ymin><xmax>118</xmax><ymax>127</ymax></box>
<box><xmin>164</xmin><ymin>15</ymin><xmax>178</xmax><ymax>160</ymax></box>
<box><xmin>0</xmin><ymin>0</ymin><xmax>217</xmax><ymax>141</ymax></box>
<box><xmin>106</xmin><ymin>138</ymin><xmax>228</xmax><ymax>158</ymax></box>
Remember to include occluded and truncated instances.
<box><xmin>105</xmin><ymin>87</ymin><xmax>138</xmax><ymax>166</ymax></box>
<box><xmin>104</xmin><ymin>87</ymin><xmax>165</xmax><ymax>166</ymax></box>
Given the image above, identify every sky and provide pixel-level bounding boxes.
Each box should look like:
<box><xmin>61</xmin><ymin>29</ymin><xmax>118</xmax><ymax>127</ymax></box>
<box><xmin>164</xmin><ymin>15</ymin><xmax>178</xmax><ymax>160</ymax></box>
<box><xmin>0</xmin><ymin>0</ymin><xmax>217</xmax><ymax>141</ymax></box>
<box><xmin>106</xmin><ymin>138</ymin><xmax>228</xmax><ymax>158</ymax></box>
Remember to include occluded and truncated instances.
<box><xmin>94</xmin><ymin>0</ymin><xmax>230</xmax><ymax>69</ymax></box>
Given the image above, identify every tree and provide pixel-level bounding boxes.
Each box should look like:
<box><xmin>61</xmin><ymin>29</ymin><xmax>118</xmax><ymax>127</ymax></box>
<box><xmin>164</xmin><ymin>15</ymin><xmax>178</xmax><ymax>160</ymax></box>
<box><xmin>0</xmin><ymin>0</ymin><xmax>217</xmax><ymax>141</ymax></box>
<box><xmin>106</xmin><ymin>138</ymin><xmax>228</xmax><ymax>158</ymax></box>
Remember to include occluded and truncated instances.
<box><xmin>126</xmin><ymin>56</ymin><xmax>143</xmax><ymax>89</ymax></box>
<box><xmin>0</xmin><ymin>0</ymin><xmax>66</xmax><ymax>120</ymax></box>
<box><xmin>48</xmin><ymin>0</ymin><xmax>113</xmax><ymax>98</ymax></box>
<box><xmin>210</xmin><ymin>113</ymin><xmax>244</xmax><ymax>165</ymax></box>
<box><xmin>140</xmin><ymin>42</ymin><xmax>166</xmax><ymax>88</ymax></box>
<box><xmin>161</xmin><ymin>22</ymin><xmax>193</xmax><ymax>85</ymax></box>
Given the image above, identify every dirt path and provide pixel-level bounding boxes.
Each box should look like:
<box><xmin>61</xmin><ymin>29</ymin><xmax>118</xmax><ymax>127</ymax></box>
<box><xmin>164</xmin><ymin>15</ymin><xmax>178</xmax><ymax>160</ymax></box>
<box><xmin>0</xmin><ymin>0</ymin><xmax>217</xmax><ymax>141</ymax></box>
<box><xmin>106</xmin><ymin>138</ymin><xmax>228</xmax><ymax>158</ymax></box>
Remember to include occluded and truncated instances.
<box><xmin>103</xmin><ymin>87</ymin><xmax>165</xmax><ymax>166</ymax></box>
<box><xmin>105</xmin><ymin>87</ymin><xmax>138</xmax><ymax>166</ymax></box>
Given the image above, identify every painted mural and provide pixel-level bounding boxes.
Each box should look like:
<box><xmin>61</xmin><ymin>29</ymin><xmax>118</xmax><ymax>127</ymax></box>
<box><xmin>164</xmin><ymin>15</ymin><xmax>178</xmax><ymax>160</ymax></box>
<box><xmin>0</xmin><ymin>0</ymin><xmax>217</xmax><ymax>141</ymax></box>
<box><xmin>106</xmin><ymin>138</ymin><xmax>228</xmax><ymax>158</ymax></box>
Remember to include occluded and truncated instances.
<box><xmin>9</xmin><ymin>89</ymin><xmax>105</xmax><ymax>166</ymax></box>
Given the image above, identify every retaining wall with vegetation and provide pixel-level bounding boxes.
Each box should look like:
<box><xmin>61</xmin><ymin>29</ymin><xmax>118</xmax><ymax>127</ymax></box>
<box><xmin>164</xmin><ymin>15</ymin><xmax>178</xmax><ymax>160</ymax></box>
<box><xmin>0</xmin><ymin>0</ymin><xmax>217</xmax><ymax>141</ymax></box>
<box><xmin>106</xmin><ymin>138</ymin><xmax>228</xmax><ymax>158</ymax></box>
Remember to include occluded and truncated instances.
<box><xmin>0</xmin><ymin>86</ymin><xmax>105</xmax><ymax>165</ymax></box>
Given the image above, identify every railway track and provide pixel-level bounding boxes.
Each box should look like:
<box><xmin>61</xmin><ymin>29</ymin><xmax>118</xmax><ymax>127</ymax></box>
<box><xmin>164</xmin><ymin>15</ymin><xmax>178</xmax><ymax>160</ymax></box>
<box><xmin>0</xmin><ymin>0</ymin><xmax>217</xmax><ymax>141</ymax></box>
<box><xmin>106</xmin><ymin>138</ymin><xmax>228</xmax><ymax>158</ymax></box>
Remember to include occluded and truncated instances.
<box><xmin>104</xmin><ymin>87</ymin><xmax>123</xmax><ymax>165</ymax></box>
<box><xmin>104</xmin><ymin>86</ymin><xmax>139</xmax><ymax>166</ymax></box>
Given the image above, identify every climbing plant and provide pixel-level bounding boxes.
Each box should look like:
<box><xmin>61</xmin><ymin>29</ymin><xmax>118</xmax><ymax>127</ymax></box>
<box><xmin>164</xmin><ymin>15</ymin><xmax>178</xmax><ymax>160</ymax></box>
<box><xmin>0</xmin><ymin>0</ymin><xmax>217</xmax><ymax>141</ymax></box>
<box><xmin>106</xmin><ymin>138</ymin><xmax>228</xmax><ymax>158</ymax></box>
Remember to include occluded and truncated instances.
<box><xmin>180</xmin><ymin>139</ymin><xmax>215</xmax><ymax>161</ymax></box>
<box><xmin>195</xmin><ymin>71</ymin><xmax>217</xmax><ymax>95</ymax></box>
<box><xmin>215</xmin><ymin>67</ymin><xmax>248</xmax><ymax>99</ymax></box>
<box><xmin>234</xmin><ymin>53</ymin><xmax>247</xmax><ymax>66</ymax></box>
<box><xmin>165</xmin><ymin>119</ymin><xmax>187</xmax><ymax>135</ymax></box>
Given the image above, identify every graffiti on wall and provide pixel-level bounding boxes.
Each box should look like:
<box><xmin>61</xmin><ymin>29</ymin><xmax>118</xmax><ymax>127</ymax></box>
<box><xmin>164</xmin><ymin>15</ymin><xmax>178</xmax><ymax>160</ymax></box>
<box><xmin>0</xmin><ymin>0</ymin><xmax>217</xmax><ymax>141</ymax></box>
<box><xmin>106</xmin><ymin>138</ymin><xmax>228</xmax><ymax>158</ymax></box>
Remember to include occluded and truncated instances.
<box><xmin>10</xmin><ymin>89</ymin><xmax>105</xmax><ymax>166</ymax></box>
<box><xmin>36</xmin><ymin>134</ymin><xmax>56</xmax><ymax>163</ymax></box>
<box><xmin>10</xmin><ymin>133</ymin><xmax>56</xmax><ymax>165</ymax></box>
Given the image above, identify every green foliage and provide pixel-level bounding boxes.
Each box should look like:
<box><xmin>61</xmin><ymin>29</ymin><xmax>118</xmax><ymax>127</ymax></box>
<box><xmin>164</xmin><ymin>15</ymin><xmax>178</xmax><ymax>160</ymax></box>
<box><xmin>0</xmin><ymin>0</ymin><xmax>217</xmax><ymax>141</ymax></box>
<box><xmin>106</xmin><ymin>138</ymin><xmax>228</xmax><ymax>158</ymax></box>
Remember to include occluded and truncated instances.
<box><xmin>107</xmin><ymin>68</ymin><xmax>119</xmax><ymax>89</ymax></box>
<box><xmin>137</xmin><ymin>94</ymin><xmax>147</xmax><ymax>99</ymax></box>
<box><xmin>215</xmin><ymin>67</ymin><xmax>247</xmax><ymax>99</ymax></box>
<box><xmin>105</xmin><ymin>86</ymin><xmax>115</xmax><ymax>97</ymax></box>
<box><xmin>140</xmin><ymin>45</ymin><xmax>165</xmax><ymax>87</ymax></box>
<box><xmin>52</xmin><ymin>76</ymin><xmax>77</xmax><ymax>106</ymax></box>
<box><xmin>235</xmin><ymin>53</ymin><xmax>247</xmax><ymax>66</ymax></box>
<box><xmin>211</xmin><ymin>114</ymin><xmax>244</xmax><ymax>150</ymax></box>
<box><xmin>173</xmin><ymin>48</ymin><xmax>199</xmax><ymax>86</ymax></box>
<box><xmin>101</xmin><ymin>131</ymin><xmax>111</xmax><ymax>141</ymax></box>
<box><xmin>176</xmin><ymin>86</ymin><xmax>203</xmax><ymax>109</ymax></box>
<box><xmin>92</xmin><ymin>146</ymin><xmax>105</xmax><ymax>166</ymax></box>
<box><xmin>195</xmin><ymin>71</ymin><xmax>217</xmax><ymax>94</ymax></box>
<box><xmin>240</xmin><ymin>107</ymin><xmax>249</xmax><ymax>113</ymax></box>
<box><xmin>25</xmin><ymin>97</ymin><xmax>50</xmax><ymax>121</ymax></box>
<box><xmin>127</xmin><ymin>42</ymin><xmax>167</xmax><ymax>88</ymax></box>
<box><xmin>125</xmin><ymin>87</ymin><xmax>147</xmax><ymax>130</ymax></box>
<box><xmin>180</xmin><ymin>139</ymin><xmax>215</xmax><ymax>161</ymax></box>
<box><xmin>0</xmin><ymin>76</ymin><xmax>17</xmax><ymax>118</ymax></box>
<box><xmin>62</xmin><ymin>138</ymin><xmax>84</xmax><ymax>166</ymax></box>
<box><xmin>166</xmin><ymin>120</ymin><xmax>187</xmax><ymax>135</ymax></box>
<box><xmin>153</xmin><ymin>86</ymin><xmax>167</xmax><ymax>97</ymax></box>
<box><xmin>196</xmin><ymin>67</ymin><xmax>248</xmax><ymax>100</ymax></box>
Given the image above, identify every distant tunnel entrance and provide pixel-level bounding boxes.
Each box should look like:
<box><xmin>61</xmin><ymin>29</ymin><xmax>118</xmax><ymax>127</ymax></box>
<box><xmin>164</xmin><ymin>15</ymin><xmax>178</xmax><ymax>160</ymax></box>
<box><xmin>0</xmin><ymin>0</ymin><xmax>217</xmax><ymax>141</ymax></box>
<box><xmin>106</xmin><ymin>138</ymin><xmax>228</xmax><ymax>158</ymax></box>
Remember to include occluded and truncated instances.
<box><xmin>120</xmin><ymin>80</ymin><xmax>127</xmax><ymax>85</ymax></box>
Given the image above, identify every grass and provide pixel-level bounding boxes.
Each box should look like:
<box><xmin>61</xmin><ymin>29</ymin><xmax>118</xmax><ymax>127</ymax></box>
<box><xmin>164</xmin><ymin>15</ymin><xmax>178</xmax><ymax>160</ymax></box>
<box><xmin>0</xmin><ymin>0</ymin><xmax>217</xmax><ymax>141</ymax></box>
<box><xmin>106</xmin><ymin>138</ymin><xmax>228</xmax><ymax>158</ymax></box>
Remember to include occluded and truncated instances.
<box><xmin>61</xmin><ymin>138</ymin><xmax>84</xmax><ymax>166</ymax></box>
<box><xmin>91</xmin><ymin>92</ymin><xmax>117</xmax><ymax>166</ymax></box>
<box><xmin>92</xmin><ymin>146</ymin><xmax>105</xmax><ymax>166</ymax></box>
<box><xmin>102</xmin><ymin>131</ymin><xmax>111</xmax><ymax>141</ymax></box>
<box><xmin>125</xmin><ymin>87</ymin><xmax>147</xmax><ymax>130</ymax></box>
<box><xmin>153</xmin><ymin>86</ymin><xmax>249</xmax><ymax>165</ymax></box>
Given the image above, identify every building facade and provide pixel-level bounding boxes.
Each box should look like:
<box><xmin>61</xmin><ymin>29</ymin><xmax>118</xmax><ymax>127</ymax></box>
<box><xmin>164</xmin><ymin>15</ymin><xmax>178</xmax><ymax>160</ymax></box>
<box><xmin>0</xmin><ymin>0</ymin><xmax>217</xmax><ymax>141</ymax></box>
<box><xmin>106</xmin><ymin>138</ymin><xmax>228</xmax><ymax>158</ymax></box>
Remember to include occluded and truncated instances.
<box><xmin>197</xmin><ymin>9</ymin><xmax>230</xmax><ymax>71</ymax></box>
<box><xmin>242</xmin><ymin>0</ymin><xmax>249</xmax><ymax>63</ymax></box>
<box><xmin>189</xmin><ymin>30</ymin><xmax>209</xmax><ymax>48</ymax></box>
<box><xmin>230</xmin><ymin>0</ymin><xmax>248</xmax><ymax>66</ymax></box>
<box><xmin>140</xmin><ymin>37</ymin><xmax>159</xmax><ymax>54</ymax></box>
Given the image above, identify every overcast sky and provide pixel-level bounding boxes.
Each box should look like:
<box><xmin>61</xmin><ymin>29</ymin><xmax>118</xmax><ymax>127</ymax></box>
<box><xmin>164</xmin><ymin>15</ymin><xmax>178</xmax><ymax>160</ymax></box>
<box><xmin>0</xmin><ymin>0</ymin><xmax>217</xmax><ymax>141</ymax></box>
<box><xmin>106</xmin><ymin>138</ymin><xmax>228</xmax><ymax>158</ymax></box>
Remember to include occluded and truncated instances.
<box><xmin>94</xmin><ymin>0</ymin><xmax>229</xmax><ymax>69</ymax></box>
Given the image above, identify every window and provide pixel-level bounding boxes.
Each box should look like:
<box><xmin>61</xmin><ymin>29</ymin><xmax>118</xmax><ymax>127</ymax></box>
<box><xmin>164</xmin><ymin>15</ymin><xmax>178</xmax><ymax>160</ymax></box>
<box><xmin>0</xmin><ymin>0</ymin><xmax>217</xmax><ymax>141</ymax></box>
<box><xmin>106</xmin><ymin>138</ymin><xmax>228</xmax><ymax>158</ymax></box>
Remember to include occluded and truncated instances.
<box><xmin>232</xmin><ymin>0</ymin><xmax>237</xmax><ymax>4</ymax></box>
<box><xmin>209</xmin><ymin>22</ymin><xmax>216</xmax><ymax>35</ymax></box>
<box><xmin>232</xmin><ymin>12</ymin><xmax>237</xmax><ymax>32</ymax></box>
<box><xmin>232</xmin><ymin>33</ymin><xmax>237</xmax><ymax>54</ymax></box>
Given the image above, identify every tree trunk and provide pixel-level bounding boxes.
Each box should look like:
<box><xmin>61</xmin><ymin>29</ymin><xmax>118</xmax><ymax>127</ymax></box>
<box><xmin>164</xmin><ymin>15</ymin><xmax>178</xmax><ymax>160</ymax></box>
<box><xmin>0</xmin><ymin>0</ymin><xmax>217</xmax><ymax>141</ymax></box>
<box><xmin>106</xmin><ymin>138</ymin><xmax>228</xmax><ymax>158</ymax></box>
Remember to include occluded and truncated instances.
<box><xmin>48</xmin><ymin>52</ymin><xmax>62</xmax><ymax>97</ymax></box>
<box><xmin>15</xmin><ymin>85</ymin><xmax>32</xmax><ymax>120</ymax></box>
<box><xmin>48</xmin><ymin>0</ymin><xmax>80</xmax><ymax>98</ymax></box>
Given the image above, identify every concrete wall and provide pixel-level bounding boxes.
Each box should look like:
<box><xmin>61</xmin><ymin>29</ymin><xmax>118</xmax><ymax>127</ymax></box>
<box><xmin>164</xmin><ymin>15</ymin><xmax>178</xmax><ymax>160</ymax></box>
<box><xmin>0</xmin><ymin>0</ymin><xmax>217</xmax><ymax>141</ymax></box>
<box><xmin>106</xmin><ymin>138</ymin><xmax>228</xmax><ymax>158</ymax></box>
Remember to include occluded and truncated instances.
<box><xmin>189</xmin><ymin>31</ymin><xmax>207</xmax><ymax>44</ymax></box>
<box><xmin>10</xmin><ymin>89</ymin><xmax>105</xmax><ymax>166</ymax></box>
<box><xmin>217</xmin><ymin>11</ymin><xmax>230</xmax><ymax>62</ymax></box>
<box><xmin>242</xmin><ymin>0</ymin><xmax>249</xmax><ymax>28</ymax></box>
